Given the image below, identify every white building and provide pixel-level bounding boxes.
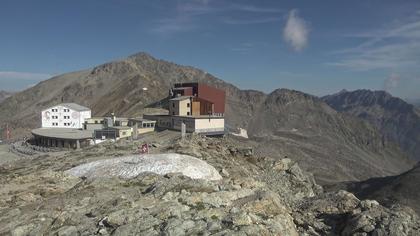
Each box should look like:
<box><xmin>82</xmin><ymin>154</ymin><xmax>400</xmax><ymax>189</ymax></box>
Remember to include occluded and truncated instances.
<box><xmin>42</xmin><ymin>103</ymin><xmax>91</xmax><ymax>129</ymax></box>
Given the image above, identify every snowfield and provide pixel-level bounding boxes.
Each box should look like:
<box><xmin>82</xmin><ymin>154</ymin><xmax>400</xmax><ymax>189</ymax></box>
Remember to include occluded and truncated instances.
<box><xmin>66</xmin><ymin>153</ymin><xmax>222</xmax><ymax>181</ymax></box>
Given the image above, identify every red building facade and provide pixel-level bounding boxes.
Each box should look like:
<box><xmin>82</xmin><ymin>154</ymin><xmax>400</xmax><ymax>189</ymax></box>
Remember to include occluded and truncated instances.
<box><xmin>172</xmin><ymin>83</ymin><xmax>226</xmax><ymax>115</ymax></box>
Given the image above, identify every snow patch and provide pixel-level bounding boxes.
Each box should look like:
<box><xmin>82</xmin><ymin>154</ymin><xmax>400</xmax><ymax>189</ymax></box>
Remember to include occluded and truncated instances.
<box><xmin>231</xmin><ymin>128</ymin><xmax>248</xmax><ymax>139</ymax></box>
<box><xmin>66</xmin><ymin>153</ymin><xmax>222</xmax><ymax>181</ymax></box>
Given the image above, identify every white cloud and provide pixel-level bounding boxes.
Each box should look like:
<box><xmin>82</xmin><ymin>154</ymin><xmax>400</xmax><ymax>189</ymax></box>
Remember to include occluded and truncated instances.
<box><xmin>283</xmin><ymin>9</ymin><xmax>310</xmax><ymax>51</ymax></box>
<box><xmin>152</xmin><ymin>1</ymin><xmax>283</xmax><ymax>34</ymax></box>
<box><xmin>330</xmin><ymin>13</ymin><xmax>420</xmax><ymax>71</ymax></box>
<box><xmin>0</xmin><ymin>71</ymin><xmax>51</xmax><ymax>80</ymax></box>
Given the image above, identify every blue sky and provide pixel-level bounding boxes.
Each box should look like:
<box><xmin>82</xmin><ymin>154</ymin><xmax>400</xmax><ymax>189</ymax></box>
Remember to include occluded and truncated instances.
<box><xmin>1</xmin><ymin>0</ymin><xmax>420</xmax><ymax>99</ymax></box>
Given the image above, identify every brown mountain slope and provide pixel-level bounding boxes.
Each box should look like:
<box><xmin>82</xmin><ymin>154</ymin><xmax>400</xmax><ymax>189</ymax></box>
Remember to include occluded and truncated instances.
<box><xmin>0</xmin><ymin>53</ymin><xmax>413</xmax><ymax>183</ymax></box>
<box><xmin>246</xmin><ymin>89</ymin><xmax>413</xmax><ymax>184</ymax></box>
<box><xmin>323</xmin><ymin>90</ymin><xmax>420</xmax><ymax>161</ymax></box>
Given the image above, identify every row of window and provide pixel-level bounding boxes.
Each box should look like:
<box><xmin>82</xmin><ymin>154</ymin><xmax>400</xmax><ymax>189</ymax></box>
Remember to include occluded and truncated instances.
<box><xmin>51</xmin><ymin>115</ymin><xmax>70</xmax><ymax>119</ymax></box>
<box><xmin>52</xmin><ymin>122</ymin><xmax>72</xmax><ymax>126</ymax></box>
<box><xmin>51</xmin><ymin>108</ymin><xmax>70</xmax><ymax>112</ymax></box>
<box><xmin>142</xmin><ymin>123</ymin><xmax>155</xmax><ymax>128</ymax></box>
<box><xmin>171</xmin><ymin>102</ymin><xmax>191</xmax><ymax>108</ymax></box>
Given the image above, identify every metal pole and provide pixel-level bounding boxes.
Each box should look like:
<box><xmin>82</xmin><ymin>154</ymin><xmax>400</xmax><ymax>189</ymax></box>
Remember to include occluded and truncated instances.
<box><xmin>6</xmin><ymin>123</ymin><xmax>10</xmax><ymax>141</ymax></box>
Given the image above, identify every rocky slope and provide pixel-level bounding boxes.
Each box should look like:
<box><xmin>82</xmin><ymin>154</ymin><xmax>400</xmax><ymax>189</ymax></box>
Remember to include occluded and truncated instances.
<box><xmin>335</xmin><ymin>163</ymin><xmax>420</xmax><ymax>216</ymax></box>
<box><xmin>0</xmin><ymin>132</ymin><xmax>419</xmax><ymax>235</ymax></box>
<box><xmin>0</xmin><ymin>90</ymin><xmax>14</xmax><ymax>103</ymax></box>
<box><xmin>248</xmin><ymin>89</ymin><xmax>413</xmax><ymax>184</ymax></box>
<box><xmin>323</xmin><ymin>89</ymin><xmax>420</xmax><ymax>161</ymax></box>
<box><xmin>0</xmin><ymin>53</ymin><xmax>413</xmax><ymax>184</ymax></box>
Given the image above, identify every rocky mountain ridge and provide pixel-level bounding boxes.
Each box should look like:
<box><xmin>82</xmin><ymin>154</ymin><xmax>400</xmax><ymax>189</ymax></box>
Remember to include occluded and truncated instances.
<box><xmin>0</xmin><ymin>90</ymin><xmax>14</xmax><ymax>103</ymax></box>
<box><xmin>323</xmin><ymin>89</ymin><xmax>420</xmax><ymax>161</ymax></box>
<box><xmin>247</xmin><ymin>88</ymin><xmax>413</xmax><ymax>184</ymax></box>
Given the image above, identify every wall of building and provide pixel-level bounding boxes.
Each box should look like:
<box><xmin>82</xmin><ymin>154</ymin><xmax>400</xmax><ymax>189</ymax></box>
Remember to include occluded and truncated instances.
<box><xmin>192</xmin><ymin>101</ymin><xmax>201</xmax><ymax>116</ymax></box>
<box><xmin>195</xmin><ymin>118</ymin><xmax>225</xmax><ymax>133</ymax></box>
<box><xmin>33</xmin><ymin>135</ymin><xmax>91</xmax><ymax>149</ymax></box>
<box><xmin>173</xmin><ymin>117</ymin><xmax>196</xmax><ymax>132</ymax></box>
<box><xmin>169</xmin><ymin>98</ymin><xmax>191</xmax><ymax>116</ymax></box>
<box><xmin>197</xmin><ymin>84</ymin><xmax>225</xmax><ymax>114</ymax></box>
<box><xmin>84</xmin><ymin>123</ymin><xmax>104</xmax><ymax>130</ymax></box>
<box><xmin>144</xmin><ymin>115</ymin><xmax>225</xmax><ymax>135</ymax></box>
<box><xmin>113</xmin><ymin>128</ymin><xmax>132</xmax><ymax>138</ymax></box>
<box><xmin>42</xmin><ymin>105</ymin><xmax>91</xmax><ymax>129</ymax></box>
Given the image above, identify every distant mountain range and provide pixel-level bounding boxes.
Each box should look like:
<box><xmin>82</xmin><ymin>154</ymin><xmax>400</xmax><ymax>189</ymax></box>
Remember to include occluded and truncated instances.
<box><xmin>0</xmin><ymin>52</ymin><xmax>414</xmax><ymax>184</ymax></box>
<box><xmin>323</xmin><ymin>89</ymin><xmax>420</xmax><ymax>161</ymax></box>
<box><xmin>247</xmin><ymin>88</ymin><xmax>413</xmax><ymax>184</ymax></box>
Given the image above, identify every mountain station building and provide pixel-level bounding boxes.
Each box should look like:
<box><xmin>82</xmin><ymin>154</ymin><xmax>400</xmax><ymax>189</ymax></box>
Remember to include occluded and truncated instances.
<box><xmin>41</xmin><ymin>103</ymin><xmax>91</xmax><ymax>129</ymax></box>
<box><xmin>144</xmin><ymin>82</ymin><xmax>226</xmax><ymax>136</ymax></box>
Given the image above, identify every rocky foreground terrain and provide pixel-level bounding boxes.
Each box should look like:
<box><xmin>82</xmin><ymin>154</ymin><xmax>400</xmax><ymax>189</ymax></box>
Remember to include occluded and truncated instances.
<box><xmin>1</xmin><ymin>131</ymin><xmax>419</xmax><ymax>235</ymax></box>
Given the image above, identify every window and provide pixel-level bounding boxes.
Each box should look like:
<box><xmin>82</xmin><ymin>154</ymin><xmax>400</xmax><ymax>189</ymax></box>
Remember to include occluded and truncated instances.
<box><xmin>187</xmin><ymin>112</ymin><xmax>190</xmax><ymax>116</ymax></box>
<box><xmin>187</xmin><ymin>103</ymin><xmax>190</xmax><ymax>107</ymax></box>
<box><xmin>52</xmin><ymin>108</ymin><xmax>58</xmax><ymax>112</ymax></box>
<box><xmin>151</xmin><ymin>123</ymin><xmax>155</xmax><ymax>127</ymax></box>
<box><xmin>172</xmin><ymin>103</ymin><xmax>175</xmax><ymax>108</ymax></box>
<box><xmin>95</xmin><ymin>120</ymin><xmax>98</xmax><ymax>124</ymax></box>
<box><xmin>172</xmin><ymin>112</ymin><xmax>175</xmax><ymax>115</ymax></box>
<box><xmin>64</xmin><ymin>109</ymin><xmax>70</xmax><ymax>112</ymax></box>
<box><xmin>142</xmin><ymin>123</ymin><xmax>147</xmax><ymax>128</ymax></box>
<box><xmin>146</xmin><ymin>123</ymin><xmax>151</xmax><ymax>128</ymax></box>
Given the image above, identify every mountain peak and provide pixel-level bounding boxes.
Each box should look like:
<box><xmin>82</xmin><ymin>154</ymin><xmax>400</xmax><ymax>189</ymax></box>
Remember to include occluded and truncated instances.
<box><xmin>323</xmin><ymin>88</ymin><xmax>420</xmax><ymax>161</ymax></box>
<box><xmin>128</xmin><ymin>52</ymin><xmax>157</xmax><ymax>61</ymax></box>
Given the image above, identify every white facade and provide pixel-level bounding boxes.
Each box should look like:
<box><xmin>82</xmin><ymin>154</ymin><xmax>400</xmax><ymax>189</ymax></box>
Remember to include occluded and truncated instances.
<box><xmin>42</xmin><ymin>103</ymin><xmax>91</xmax><ymax>129</ymax></box>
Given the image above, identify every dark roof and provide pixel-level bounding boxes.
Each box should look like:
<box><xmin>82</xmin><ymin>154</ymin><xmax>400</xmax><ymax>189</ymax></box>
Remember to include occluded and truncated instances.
<box><xmin>32</xmin><ymin>128</ymin><xmax>93</xmax><ymax>140</ymax></box>
<box><xmin>169</xmin><ymin>96</ymin><xmax>192</xmax><ymax>101</ymax></box>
